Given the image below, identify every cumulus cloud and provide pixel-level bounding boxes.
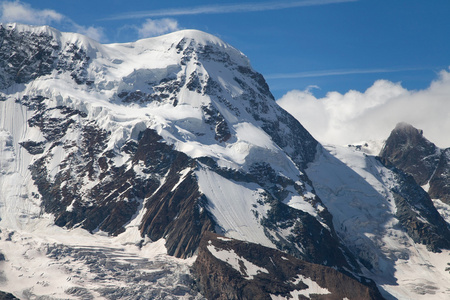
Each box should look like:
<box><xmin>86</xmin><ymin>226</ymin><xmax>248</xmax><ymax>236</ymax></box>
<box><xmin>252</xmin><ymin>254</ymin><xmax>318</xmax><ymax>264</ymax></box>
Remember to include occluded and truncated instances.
<box><xmin>137</xmin><ymin>18</ymin><xmax>180</xmax><ymax>38</ymax></box>
<box><xmin>0</xmin><ymin>1</ymin><xmax>106</xmax><ymax>42</ymax></box>
<box><xmin>277</xmin><ymin>69</ymin><xmax>450</xmax><ymax>148</ymax></box>
<box><xmin>0</xmin><ymin>0</ymin><xmax>63</xmax><ymax>24</ymax></box>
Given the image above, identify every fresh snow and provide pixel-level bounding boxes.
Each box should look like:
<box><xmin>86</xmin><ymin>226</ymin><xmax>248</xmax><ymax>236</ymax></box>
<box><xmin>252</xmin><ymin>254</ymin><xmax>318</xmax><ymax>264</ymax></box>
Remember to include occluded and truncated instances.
<box><xmin>196</xmin><ymin>168</ymin><xmax>274</xmax><ymax>248</ymax></box>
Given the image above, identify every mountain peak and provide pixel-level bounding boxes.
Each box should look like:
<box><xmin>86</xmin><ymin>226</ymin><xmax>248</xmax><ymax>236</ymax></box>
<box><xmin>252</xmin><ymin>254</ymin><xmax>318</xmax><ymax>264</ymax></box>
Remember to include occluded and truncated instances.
<box><xmin>393</xmin><ymin>121</ymin><xmax>423</xmax><ymax>136</ymax></box>
<box><xmin>380</xmin><ymin>122</ymin><xmax>439</xmax><ymax>185</ymax></box>
<box><xmin>158</xmin><ymin>29</ymin><xmax>231</xmax><ymax>48</ymax></box>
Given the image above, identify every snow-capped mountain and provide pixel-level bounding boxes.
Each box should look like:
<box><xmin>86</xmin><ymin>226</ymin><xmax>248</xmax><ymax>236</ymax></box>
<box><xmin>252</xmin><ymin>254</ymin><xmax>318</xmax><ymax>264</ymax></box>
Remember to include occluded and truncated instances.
<box><xmin>0</xmin><ymin>23</ymin><xmax>449</xmax><ymax>299</ymax></box>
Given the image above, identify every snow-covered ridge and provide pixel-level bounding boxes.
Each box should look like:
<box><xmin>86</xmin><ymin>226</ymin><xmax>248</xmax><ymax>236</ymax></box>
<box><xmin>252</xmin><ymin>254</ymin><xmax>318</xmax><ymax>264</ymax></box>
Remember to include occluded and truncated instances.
<box><xmin>1</xmin><ymin>22</ymin><xmax>317</xmax><ymax>175</ymax></box>
<box><xmin>0</xmin><ymin>23</ymin><xmax>325</xmax><ymax>258</ymax></box>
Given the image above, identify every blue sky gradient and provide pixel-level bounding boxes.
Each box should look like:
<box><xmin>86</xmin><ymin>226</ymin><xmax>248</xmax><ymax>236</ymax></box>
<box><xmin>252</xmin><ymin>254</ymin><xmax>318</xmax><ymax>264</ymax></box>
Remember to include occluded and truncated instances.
<box><xmin>1</xmin><ymin>0</ymin><xmax>449</xmax><ymax>98</ymax></box>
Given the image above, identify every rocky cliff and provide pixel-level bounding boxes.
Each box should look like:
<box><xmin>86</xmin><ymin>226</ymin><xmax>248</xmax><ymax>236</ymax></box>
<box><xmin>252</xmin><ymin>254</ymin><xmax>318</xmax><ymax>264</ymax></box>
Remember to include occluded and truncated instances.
<box><xmin>380</xmin><ymin>122</ymin><xmax>450</xmax><ymax>204</ymax></box>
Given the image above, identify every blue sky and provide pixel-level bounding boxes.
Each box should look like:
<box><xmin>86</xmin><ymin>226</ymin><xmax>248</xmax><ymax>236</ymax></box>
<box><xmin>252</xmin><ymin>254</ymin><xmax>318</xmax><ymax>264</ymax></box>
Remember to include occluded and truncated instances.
<box><xmin>1</xmin><ymin>0</ymin><xmax>450</xmax><ymax>146</ymax></box>
<box><xmin>1</xmin><ymin>0</ymin><xmax>449</xmax><ymax>98</ymax></box>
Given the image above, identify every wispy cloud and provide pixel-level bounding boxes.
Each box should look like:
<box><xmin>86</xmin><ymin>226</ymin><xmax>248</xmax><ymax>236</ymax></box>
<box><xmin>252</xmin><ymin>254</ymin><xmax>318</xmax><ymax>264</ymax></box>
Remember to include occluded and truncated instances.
<box><xmin>103</xmin><ymin>0</ymin><xmax>357</xmax><ymax>21</ymax></box>
<box><xmin>0</xmin><ymin>1</ymin><xmax>106</xmax><ymax>42</ymax></box>
<box><xmin>266</xmin><ymin>67</ymin><xmax>429</xmax><ymax>79</ymax></box>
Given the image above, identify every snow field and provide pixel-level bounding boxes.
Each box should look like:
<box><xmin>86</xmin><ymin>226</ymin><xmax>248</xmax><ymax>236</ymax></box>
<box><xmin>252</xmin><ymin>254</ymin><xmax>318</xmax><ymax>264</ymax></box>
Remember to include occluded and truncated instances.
<box><xmin>196</xmin><ymin>168</ymin><xmax>274</xmax><ymax>248</ymax></box>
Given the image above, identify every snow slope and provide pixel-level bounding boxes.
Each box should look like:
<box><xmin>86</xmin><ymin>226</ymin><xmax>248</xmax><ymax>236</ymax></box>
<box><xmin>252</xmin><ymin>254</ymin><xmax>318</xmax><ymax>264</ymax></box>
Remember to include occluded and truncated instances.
<box><xmin>306</xmin><ymin>144</ymin><xmax>450</xmax><ymax>299</ymax></box>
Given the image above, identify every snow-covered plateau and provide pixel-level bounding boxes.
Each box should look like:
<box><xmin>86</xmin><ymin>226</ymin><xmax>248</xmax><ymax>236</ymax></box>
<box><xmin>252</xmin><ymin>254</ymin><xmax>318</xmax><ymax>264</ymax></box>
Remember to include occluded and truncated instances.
<box><xmin>0</xmin><ymin>23</ymin><xmax>449</xmax><ymax>299</ymax></box>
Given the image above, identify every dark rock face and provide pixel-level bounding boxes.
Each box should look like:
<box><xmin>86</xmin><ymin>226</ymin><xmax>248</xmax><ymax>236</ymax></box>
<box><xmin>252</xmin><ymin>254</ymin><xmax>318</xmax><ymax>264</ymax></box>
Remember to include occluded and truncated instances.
<box><xmin>0</xmin><ymin>24</ymin><xmax>92</xmax><ymax>89</ymax></box>
<box><xmin>380</xmin><ymin>122</ymin><xmax>450</xmax><ymax>205</ymax></box>
<box><xmin>56</xmin><ymin>42</ymin><xmax>91</xmax><ymax>85</ymax></box>
<box><xmin>19</xmin><ymin>140</ymin><xmax>46</xmax><ymax>154</ymax></box>
<box><xmin>379</xmin><ymin>122</ymin><xmax>439</xmax><ymax>186</ymax></box>
<box><xmin>377</xmin><ymin>156</ymin><xmax>450</xmax><ymax>252</ymax></box>
<box><xmin>428</xmin><ymin>148</ymin><xmax>450</xmax><ymax>204</ymax></box>
<box><xmin>134</xmin><ymin>129</ymin><xmax>216</xmax><ymax>258</ymax></box>
<box><xmin>193</xmin><ymin>232</ymin><xmax>384</xmax><ymax>300</ymax></box>
<box><xmin>0</xmin><ymin>24</ymin><xmax>58</xmax><ymax>89</ymax></box>
<box><xmin>201</xmin><ymin>104</ymin><xmax>231</xmax><ymax>142</ymax></box>
<box><xmin>261</xmin><ymin>197</ymin><xmax>360</xmax><ymax>274</ymax></box>
<box><xmin>0</xmin><ymin>291</ymin><xmax>18</xmax><ymax>300</ymax></box>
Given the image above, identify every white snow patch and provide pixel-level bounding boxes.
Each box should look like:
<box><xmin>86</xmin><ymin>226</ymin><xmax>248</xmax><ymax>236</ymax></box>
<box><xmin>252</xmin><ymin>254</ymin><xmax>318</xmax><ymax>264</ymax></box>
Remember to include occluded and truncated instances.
<box><xmin>270</xmin><ymin>275</ymin><xmax>330</xmax><ymax>299</ymax></box>
<box><xmin>196</xmin><ymin>168</ymin><xmax>274</xmax><ymax>248</ymax></box>
<box><xmin>206</xmin><ymin>244</ymin><xmax>268</xmax><ymax>279</ymax></box>
<box><xmin>234</xmin><ymin>122</ymin><xmax>277</xmax><ymax>150</ymax></box>
<box><xmin>432</xmin><ymin>199</ymin><xmax>450</xmax><ymax>224</ymax></box>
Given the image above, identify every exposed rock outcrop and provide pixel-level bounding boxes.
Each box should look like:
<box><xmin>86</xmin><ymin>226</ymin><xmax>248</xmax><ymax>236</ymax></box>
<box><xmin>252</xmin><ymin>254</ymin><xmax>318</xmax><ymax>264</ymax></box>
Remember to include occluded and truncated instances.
<box><xmin>380</xmin><ymin>122</ymin><xmax>450</xmax><ymax>204</ymax></box>
<box><xmin>378</xmin><ymin>123</ymin><xmax>450</xmax><ymax>251</ymax></box>
<box><xmin>0</xmin><ymin>291</ymin><xmax>18</xmax><ymax>300</ymax></box>
<box><xmin>193</xmin><ymin>232</ymin><xmax>384</xmax><ymax>300</ymax></box>
<box><xmin>379</xmin><ymin>122</ymin><xmax>439</xmax><ymax>186</ymax></box>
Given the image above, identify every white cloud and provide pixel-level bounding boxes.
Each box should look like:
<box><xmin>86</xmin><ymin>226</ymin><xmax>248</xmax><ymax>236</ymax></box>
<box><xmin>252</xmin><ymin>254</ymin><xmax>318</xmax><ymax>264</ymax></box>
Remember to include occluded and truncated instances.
<box><xmin>0</xmin><ymin>0</ymin><xmax>63</xmax><ymax>24</ymax></box>
<box><xmin>137</xmin><ymin>18</ymin><xmax>180</xmax><ymax>38</ymax></box>
<box><xmin>0</xmin><ymin>1</ymin><xmax>106</xmax><ymax>42</ymax></box>
<box><xmin>277</xmin><ymin>69</ymin><xmax>450</xmax><ymax>148</ymax></box>
<box><xmin>72</xmin><ymin>24</ymin><xmax>106</xmax><ymax>42</ymax></box>
<box><xmin>105</xmin><ymin>0</ymin><xmax>357</xmax><ymax>20</ymax></box>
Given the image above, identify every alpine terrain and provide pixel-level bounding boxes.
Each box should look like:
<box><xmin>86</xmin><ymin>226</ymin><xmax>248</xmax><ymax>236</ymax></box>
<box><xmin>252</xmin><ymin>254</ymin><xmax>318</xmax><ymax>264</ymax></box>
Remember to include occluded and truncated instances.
<box><xmin>0</xmin><ymin>23</ymin><xmax>449</xmax><ymax>299</ymax></box>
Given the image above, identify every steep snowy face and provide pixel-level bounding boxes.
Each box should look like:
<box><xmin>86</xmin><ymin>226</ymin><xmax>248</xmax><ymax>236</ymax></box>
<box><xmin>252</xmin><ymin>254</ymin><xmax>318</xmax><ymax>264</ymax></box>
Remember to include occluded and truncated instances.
<box><xmin>103</xmin><ymin>28</ymin><xmax>318</xmax><ymax>171</ymax></box>
<box><xmin>0</xmin><ymin>23</ymin><xmax>316</xmax><ymax>172</ymax></box>
<box><xmin>306</xmin><ymin>142</ymin><xmax>450</xmax><ymax>299</ymax></box>
<box><xmin>0</xmin><ymin>23</ymin><xmax>352</xmax><ymax>273</ymax></box>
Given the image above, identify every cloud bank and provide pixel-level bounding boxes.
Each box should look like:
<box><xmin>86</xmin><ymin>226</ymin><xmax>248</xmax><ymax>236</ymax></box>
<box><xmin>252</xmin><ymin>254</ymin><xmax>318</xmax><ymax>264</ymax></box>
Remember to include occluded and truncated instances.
<box><xmin>277</xmin><ymin>69</ymin><xmax>450</xmax><ymax>148</ymax></box>
<box><xmin>0</xmin><ymin>1</ymin><xmax>105</xmax><ymax>42</ymax></box>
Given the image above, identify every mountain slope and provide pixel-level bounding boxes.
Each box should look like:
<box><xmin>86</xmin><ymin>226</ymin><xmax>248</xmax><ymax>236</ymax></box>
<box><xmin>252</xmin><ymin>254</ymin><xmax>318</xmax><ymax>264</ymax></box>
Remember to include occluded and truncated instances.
<box><xmin>1</xmin><ymin>23</ymin><xmax>449</xmax><ymax>299</ymax></box>
<box><xmin>0</xmin><ymin>23</ymin><xmax>372</xmax><ymax>298</ymax></box>
<box><xmin>305</xmin><ymin>139</ymin><xmax>450</xmax><ymax>299</ymax></box>
<box><xmin>193</xmin><ymin>232</ymin><xmax>383</xmax><ymax>300</ymax></box>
